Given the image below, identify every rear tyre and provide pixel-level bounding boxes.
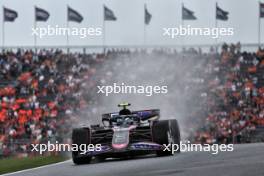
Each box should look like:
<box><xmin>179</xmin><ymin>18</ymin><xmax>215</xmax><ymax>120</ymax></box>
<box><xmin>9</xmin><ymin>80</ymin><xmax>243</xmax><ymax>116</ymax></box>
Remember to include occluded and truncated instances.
<box><xmin>169</xmin><ymin>120</ymin><xmax>181</xmax><ymax>153</ymax></box>
<box><xmin>152</xmin><ymin>119</ymin><xmax>181</xmax><ymax>156</ymax></box>
<box><xmin>72</xmin><ymin>128</ymin><xmax>92</xmax><ymax>164</ymax></box>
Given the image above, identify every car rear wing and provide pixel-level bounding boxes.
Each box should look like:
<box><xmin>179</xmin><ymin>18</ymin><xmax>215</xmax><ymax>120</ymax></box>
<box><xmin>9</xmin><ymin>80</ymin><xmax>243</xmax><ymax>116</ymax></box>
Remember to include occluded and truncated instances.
<box><xmin>102</xmin><ymin>109</ymin><xmax>160</xmax><ymax>122</ymax></box>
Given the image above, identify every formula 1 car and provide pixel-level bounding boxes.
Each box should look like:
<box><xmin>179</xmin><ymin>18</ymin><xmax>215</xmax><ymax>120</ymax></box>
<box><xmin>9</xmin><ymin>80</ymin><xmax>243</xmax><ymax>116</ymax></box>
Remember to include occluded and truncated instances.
<box><xmin>72</xmin><ymin>103</ymin><xmax>180</xmax><ymax>164</ymax></box>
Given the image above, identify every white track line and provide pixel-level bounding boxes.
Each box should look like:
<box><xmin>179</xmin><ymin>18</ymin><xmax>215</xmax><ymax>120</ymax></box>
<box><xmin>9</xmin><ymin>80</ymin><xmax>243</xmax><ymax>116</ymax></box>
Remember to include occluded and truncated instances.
<box><xmin>0</xmin><ymin>159</ymin><xmax>72</xmax><ymax>176</ymax></box>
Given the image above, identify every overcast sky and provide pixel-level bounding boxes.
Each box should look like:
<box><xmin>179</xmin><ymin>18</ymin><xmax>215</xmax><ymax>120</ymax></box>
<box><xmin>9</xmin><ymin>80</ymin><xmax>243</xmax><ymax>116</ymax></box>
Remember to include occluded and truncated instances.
<box><xmin>0</xmin><ymin>0</ymin><xmax>263</xmax><ymax>47</ymax></box>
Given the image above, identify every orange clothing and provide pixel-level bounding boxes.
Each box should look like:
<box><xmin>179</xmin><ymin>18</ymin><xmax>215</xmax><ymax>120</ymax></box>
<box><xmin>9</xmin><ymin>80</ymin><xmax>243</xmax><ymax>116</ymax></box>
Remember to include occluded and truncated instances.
<box><xmin>0</xmin><ymin>109</ymin><xmax>7</xmax><ymax>122</ymax></box>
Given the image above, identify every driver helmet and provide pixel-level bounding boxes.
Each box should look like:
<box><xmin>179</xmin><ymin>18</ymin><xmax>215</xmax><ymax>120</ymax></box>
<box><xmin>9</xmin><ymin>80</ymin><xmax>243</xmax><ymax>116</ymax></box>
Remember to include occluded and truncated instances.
<box><xmin>118</xmin><ymin>102</ymin><xmax>131</xmax><ymax>115</ymax></box>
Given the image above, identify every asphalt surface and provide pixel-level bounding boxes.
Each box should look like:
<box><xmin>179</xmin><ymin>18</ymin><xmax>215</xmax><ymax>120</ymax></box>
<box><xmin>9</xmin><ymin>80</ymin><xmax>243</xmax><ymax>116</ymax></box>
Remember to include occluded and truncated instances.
<box><xmin>3</xmin><ymin>143</ymin><xmax>264</xmax><ymax>176</ymax></box>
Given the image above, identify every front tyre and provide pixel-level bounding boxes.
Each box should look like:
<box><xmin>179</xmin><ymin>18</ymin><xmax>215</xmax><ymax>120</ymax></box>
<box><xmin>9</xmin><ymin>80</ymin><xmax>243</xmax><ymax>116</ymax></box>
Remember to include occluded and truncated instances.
<box><xmin>152</xmin><ymin>119</ymin><xmax>181</xmax><ymax>156</ymax></box>
<box><xmin>72</xmin><ymin>128</ymin><xmax>92</xmax><ymax>164</ymax></box>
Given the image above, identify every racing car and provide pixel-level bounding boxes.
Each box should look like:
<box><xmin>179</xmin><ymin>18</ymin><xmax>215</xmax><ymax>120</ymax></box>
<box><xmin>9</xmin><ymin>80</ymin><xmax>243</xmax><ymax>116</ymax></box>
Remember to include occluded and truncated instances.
<box><xmin>72</xmin><ymin>103</ymin><xmax>180</xmax><ymax>164</ymax></box>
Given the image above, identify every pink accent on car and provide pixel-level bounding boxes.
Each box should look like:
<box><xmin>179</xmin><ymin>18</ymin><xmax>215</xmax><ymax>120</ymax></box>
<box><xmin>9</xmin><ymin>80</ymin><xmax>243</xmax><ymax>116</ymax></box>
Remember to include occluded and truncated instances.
<box><xmin>111</xmin><ymin>125</ymin><xmax>136</xmax><ymax>149</ymax></box>
<box><xmin>112</xmin><ymin>143</ymin><xmax>128</xmax><ymax>149</ymax></box>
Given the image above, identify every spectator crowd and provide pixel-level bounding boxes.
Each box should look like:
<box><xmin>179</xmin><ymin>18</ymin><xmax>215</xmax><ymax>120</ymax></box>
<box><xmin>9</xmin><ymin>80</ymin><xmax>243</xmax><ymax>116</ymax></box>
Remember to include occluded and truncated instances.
<box><xmin>185</xmin><ymin>44</ymin><xmax>264</xmax><ymax>144</ymax></box>
<box><xmin>0</xmin><ymin>50</ymin><xmax>103</xmax><ymax>157</ymax></box>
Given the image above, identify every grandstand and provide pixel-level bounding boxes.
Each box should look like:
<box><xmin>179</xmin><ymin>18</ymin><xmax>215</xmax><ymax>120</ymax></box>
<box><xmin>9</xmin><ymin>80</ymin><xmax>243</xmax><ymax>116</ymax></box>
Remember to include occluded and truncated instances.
<box><xmin>0</xmin><ymin>43</ymin><xmax>264</xmax><ymax>158</ymax></box>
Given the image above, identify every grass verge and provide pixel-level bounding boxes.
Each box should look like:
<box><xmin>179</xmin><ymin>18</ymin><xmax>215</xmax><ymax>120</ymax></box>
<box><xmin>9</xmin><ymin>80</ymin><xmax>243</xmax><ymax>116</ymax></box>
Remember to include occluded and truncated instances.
<box><xmin>0</xmin><ymin>155</ymin><xmax>68</xmax><ymax>175</ymax></box>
